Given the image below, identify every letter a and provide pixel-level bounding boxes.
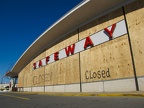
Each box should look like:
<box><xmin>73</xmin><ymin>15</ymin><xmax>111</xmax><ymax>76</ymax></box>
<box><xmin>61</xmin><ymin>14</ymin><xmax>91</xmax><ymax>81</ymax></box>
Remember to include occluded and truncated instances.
<box><xmin>84</xmin><ymin>36</ymin><xmax>94</xmax><ymax>49</ymax></box>
<box><xmin>39</xmin><ymin>60</ymin><xmax>42</xmax><ymax>67</ymax></box>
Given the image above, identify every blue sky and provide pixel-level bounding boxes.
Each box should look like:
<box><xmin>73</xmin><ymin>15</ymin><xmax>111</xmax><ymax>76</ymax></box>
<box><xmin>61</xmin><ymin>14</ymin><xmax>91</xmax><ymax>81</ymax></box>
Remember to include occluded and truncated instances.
<box><xmin>0</xmin><ymin>0</ymin><xmax>82</xmax><ymax>83</ymax></box>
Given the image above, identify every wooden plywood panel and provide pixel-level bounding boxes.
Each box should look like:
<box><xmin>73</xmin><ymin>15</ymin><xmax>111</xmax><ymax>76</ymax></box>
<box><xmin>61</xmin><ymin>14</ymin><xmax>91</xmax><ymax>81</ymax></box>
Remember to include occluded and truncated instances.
<box><xmin>124</xmin><ymin>0</ymin><xmax>144</xmax><ymax>76</ymax></box>
<box><xmin>79</xmin><ymin>8</ymin><xmax>124</xmax><ymax>40</ymax></box>
<box><xmin>26</xmin><ymin>72</ymin><xmax>32</xmax><ymax>87</ymax></box>
<box><xmin>57</xmin><ymin>61</ymin><xmax>65</xmax><ymax>85</ymax></box>
<box><xmin>22</xmin><ymin>61</ymin><xmax>34</xmax><ymax>87</ymax></box>
<box><xmin>46</xmin><ymin>30</ymin><xmax>78</xmax><ymax>56</ymax></box>
<box><xmin>23</xmin><ymin>64</ymin><xmax>32</xmax><ymax>87</ymax></box>
<box><xmin>23</xmin><ymin>70</ymin><xmax>26</xmax><ymax>87</ymax></box>
<box><xmin>63</xmin><ymin>54</ymin><xmax>80</xmax><ymax>84</ymax></box>
<box><xmin>33</xmin><ymin>51</ymin><xmax>46</xmax><ymax>64</ymax></box>
<box><xmin>80</xmin><ymin>35</ymin><xmax>134</xmax><ymax>83</ymax></box>
<box><xmin>45</xmin><ymin>63</ymin><xmax>53</xmax><ymax>86</ymax></box>
<box><xmin>45</xmin><ymin>54</ymin><xmax>80</xmax><ymax>86</ymax></box>
<box><xmin>29</xmin><ymin>61</ymin><xmax>33</xmax><ymax>74</ymax></box>
<box><xmin>18</xmin><ymin>63</ymin><xmax>31</xmax><ymax>87</ymax></box>
<box><xmin>32</xmin><ymin>67</ymin><xmax>45</xmax><ymax>87</ymax></box>
<box><xmin>51</xmin><ymin>62</ymin><xmax>59</xmax><ymax>85</ymax></box>
<box><xmin>17</xmin><ymin>71</ymin><xmax>24</xmax><ymax>87</ymax></box>
<box><xmin>39</xmin><ymin>52</ymin><xmax>46</xmax><ymax>60</ymax></box>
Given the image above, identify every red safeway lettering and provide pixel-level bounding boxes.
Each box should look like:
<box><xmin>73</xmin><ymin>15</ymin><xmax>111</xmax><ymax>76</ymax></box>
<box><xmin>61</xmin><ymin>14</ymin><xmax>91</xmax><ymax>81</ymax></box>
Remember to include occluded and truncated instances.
<box><xmin>65</xmin><ymin>44</ymin><xmax>75</xmax><ymax>56</ymax></box>
<box><xmin>46</xmin><ymin>56</ymin><xmax>50</xmax><ymax>64</ymax></box>
<box><xmin>84</xmin><ymin>36</ymin><xmax>94</xmax><ymax>49</ymax></box>
<box><xmin>33</xmin><ymin>63</ymin><xmax>36</xmax><ymax>69</ymax></box>
<box><xmin>54</xmin><ymin>52</ymin><xmax>59</xmax><ymax>61</ymax></box>
<box><xmin>39</xmin><ymin>60</ymin><xmax>42</xmax><ymax>67</ymax></box>
<box><xmin>104</xmin><ymin>23</ymin><xmax>116</xmax><ymax>39</ymax></box>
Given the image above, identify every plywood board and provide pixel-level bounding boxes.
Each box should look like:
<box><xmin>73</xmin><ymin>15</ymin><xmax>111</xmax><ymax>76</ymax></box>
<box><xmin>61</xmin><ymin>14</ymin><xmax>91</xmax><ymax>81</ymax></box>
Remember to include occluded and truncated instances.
<box><xmin>32</xmin><ymin>67</ymin><xmax>45</xmax><ymax>87</ymax></box>
<box><xmin>33</xmin><ymin>51</ymin><xmax>46</xmax><ymax>64</ymax></box>
<box><xmin>44</xmin><ymin>63</ymin><xmax>53</xmax><ymax>85</ymax></box>
<box><xmin>39</xmin><ymin>52</ymin><xmax>46</xmax><ymax>60</ymax></box>
<box><xmin>18</xmin><ymin>63</ymin><xmax>31</xmax><ymax>87</ymax></box>
<box><xmin>124</xmin><ymin>0</ymin><xmax>144</xmax><ymax>76</ymax></box>
<box><xmin>17</xmin><ymin>71</ymin><xmax>24</xmax><ymax>87</ymax></box>
<box><xmin>29</xmin><ymin>61</ymin><xmax>33</xmax><ymax>74</ymax></box>
<box><xmin>23</xmin><ymin>64</ymin><xmax>32</xmax><ymax>87</ymax></box>
<box><xmin>63</xmin><ymin>54</ymin><xmax>80</xmax><ymax>84</ymax></box>
<box><xmin>45</xmin><ymin>54</ymin><xmax>80</xmax><ymax>86</ymax></box>
<box><xmin>79</xmin><ymin>8</ymin><xmax>124</xmax><ymax>40</ymax></box>
<box><xmin>80</xmin><ymin>35</ymin><xmax>134</xmax><ymax>83</ymax></box>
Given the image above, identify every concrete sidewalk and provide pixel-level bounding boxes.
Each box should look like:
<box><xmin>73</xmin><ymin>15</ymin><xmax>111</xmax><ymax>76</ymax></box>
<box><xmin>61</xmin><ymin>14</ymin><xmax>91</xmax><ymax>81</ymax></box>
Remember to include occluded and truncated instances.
<box><xmin>9</xmin><ymin>91</ymin><xmax>144</xmax><ymax>97</ymax></box>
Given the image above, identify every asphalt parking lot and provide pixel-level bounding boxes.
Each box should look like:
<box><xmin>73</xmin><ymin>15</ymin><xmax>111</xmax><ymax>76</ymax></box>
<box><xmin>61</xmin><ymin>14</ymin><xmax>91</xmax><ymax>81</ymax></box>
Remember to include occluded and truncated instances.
<box><xmin>0</xmin><ymin>92</ymin><xmax>144</xmax><ymax>108</ymax></box>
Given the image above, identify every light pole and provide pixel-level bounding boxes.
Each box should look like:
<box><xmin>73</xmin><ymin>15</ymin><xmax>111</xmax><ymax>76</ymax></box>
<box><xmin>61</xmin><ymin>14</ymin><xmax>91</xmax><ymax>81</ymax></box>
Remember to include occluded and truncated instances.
<box><xmin>0</xmin><ymin>75</ymin><xmax>4</xmax><ymax>84</ymax></box>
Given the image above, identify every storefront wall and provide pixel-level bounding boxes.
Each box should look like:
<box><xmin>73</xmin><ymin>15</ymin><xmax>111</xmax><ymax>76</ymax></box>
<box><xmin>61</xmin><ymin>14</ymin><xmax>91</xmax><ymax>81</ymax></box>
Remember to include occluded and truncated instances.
<box><xmin>18</xmin><ymin>0</ymin><xmax>144</xmax><ymax>92</ymax></box>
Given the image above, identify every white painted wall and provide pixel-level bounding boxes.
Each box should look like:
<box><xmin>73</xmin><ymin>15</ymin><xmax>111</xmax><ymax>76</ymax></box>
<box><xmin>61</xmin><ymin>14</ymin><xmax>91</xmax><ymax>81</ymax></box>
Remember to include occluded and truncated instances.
<box><xmin>32</xmin><ymin>86</ymin><xmax>44</xmax><ymax>92</ymax></box>
<box><xmin>138</xmin><ymin>77</ymin><xmax>144</xmax><ymax>91</ymax></box>
<box><xmin>82</xmin><ymin>78</ymin><xmax>136</xmax><ymax>92</ymax></box>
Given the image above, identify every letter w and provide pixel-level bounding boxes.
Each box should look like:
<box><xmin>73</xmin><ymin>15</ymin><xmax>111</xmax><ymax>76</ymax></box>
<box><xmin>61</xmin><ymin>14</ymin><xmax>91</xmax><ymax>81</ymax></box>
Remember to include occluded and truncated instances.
<box><xmin>65</xmin><ymin>44</ymin><xmax>75</xmax><ymax>56</ymax></box>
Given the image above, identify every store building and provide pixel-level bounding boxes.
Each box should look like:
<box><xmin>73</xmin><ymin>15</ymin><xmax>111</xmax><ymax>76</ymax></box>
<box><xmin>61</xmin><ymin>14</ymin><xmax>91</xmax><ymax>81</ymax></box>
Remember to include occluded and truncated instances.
<box><xmin>6</xmin><ymin>0</ymin><xmax>144</xmax><ymax>92</ymax></box>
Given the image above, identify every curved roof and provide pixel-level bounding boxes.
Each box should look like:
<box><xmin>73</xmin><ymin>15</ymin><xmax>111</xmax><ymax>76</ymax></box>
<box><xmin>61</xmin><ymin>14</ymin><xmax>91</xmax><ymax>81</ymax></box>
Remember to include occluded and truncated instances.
<box><xmin>6</xmin><ymin>0</ymin><xmax>135</xmax><ymax>78</ymax></box>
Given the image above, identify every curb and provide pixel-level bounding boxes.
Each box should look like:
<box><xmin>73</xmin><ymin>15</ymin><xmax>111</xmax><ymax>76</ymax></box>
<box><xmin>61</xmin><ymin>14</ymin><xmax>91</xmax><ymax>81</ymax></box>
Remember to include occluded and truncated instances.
<box><xmin>8</xmin><ymin>92</ymin><xmax>144</xmax><ymax>97</ymax></box>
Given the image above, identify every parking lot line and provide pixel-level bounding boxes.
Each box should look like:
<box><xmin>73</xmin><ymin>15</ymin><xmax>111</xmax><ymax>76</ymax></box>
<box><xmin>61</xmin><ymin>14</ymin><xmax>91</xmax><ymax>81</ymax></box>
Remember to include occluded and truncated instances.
<box><xmin>0</xmin><ymin>94</ymin><xmax>29</xmax><ymax>100</ymax></box>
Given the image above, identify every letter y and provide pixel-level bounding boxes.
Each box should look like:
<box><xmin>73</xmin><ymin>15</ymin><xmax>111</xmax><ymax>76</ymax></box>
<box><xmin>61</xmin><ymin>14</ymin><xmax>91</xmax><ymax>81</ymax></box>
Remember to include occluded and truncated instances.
<box><xmin>104</xmin><ymin>23</ymin><xmax>116</xmax><ymax>39</ymax></box>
